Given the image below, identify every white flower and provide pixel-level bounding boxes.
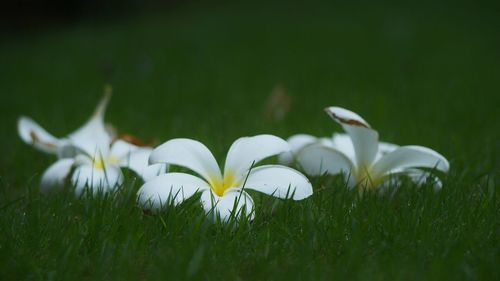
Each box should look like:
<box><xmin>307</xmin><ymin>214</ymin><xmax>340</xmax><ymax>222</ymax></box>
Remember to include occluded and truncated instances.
<box><xmin>137</xmin><ymin>135</ymin><xmax>313</xmax><ymax>222</ymax></box>
<box><xmin>278</xmin><ymin>134</ymin><xmax>336</xmax><ymax>166</ymax></box>
<box><xmin>18</xmin><ymin>90</ymin><xmax>165</xmax><ymax>194</ymax></box>
<box><xmin>66</xmin><ymin>139</ymin><xmax>166</xmax><ymax>195</ymax></box>
<box><xmin>279</xmin><ymin>134</ymin><xmax>398</xmax><ymax>166</ymax></box>
<box><xmin>286</xmin><ymin>107</ymin><xmax>449</xmax><ymax>190</ymax></box>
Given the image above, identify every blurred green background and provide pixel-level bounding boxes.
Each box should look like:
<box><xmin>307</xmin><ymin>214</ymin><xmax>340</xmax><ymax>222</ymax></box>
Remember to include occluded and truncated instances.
<box><xmin>0</xmin><ymin>0</ymin><xmax>499</xmax><ymax>280</ymax></box>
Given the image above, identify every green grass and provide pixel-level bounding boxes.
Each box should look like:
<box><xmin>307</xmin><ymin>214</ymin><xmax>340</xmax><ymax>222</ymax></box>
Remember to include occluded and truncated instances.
<box><xmin>1</xmin><ymin>1</ymin><xmax>499</xmax><ymax>280</ymax></box>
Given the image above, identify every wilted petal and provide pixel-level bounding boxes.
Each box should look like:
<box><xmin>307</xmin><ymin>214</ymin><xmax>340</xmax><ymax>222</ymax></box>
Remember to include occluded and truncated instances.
<box><xmin>18</xmin><ymin>116</ymin><xmax>62</xmax><ymax>154</ymax></box>
<box><xmin>245</xmin><ymin>165</ymin><xmax>312</xmax><ymax>200</ymax></box>
<box><xmin>40</xmin><ymin>159</ymin><xmax>75</xmax><ymax>193</ymax></box>
<box><xmin>137</xmin><ymin>173</ymin><xmax>209</xmax><ymax>211</ymax></box>
<box><xmin>71</xmin><ymin>163</ymin><xmax>123</xmax><ymax>196</ymax></box>
<box><xmin>297</xmin><ymin>144</ymin><xmax>354</xmax><ymax>176</ymax></box>
<box><xmin>68</xmin><ymin>92</ymin><xmax>113</xmax><ymax>156</ymax></box>
<box><xmin>149</xmin><ymin>138</ymin><xmax>222</xmax><ymax>185</ymax></box>
<box><xmin>371</xmin><ymin>145</ymin><xmax>450</xmax><ymax>177</ymax></box>
<box><xmin>325</xmin><ymin>107</ymin><xmax>379</xmax><ymax>168</ymax></box>
<box><xmin>224</xmin><ymin>135</ymin><xmax>289</xmax><ymax>183</ymax></box>
<box><xmin>200</xmin><ymin>188</ymin><xmax>254</xmax><ymax>222</ymax></box>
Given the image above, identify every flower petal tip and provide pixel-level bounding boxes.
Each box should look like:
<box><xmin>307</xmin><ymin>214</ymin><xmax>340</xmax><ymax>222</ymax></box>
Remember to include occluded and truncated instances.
<box><xmin>324</xmin><ymin>106</ymin><xmax>370</xmax><ymax>128</ymax></box>
<box><xmin>93</xmin><ymin>85</ymin><xmax>113</xmax><ymax>119</ymax></box>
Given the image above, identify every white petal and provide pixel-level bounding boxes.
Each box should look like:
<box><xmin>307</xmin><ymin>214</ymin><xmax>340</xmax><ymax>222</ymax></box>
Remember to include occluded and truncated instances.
<box><xmin>371</xmin><ymin>145</ymin><xmax>450</xmax><ymax>177</ymax></box>
<box><xmin>67</xmin><ymin>93</ymin><xmax>113</xmax><ymax>156</ymax></box>
<box><xmin>325</xmin><ymin>107</ymin><xmax>371</xmax><ymax>126</ymax></box>
<box><xmin>331</xmin><ymin>133</ymin><xmax>356</xmax><ymax>163</ymax></box>
<box><xmin>278</xmin><ymin>134</ymin><xmax>319</xmax><ymax>165</ymax></box>
<box><xmin>109</xmin><ymin>139</ymin><xmax>139</xmax><ymax>159</ymax></box>
<box><xmin>398</xmin><ymin>168</ymin><xmax>443</xmax><ymax>190</ymax></box>
<box><xmin>378</xmin><ymin>141</ymin><xmax>399</xmax><ymax>154</ymax></box>
<box><xmin>137</xmin><ymin>173</ymin><xmax>209</xmax><ymax>211</ymax></box>
<box><xmin>73</xmin><ymin>154</ymin><xmax>93</xmax><ymax>166</ymax></box>
<box><xmin>71</xmin><ymin>163</ymin><xmax>123</xmax><ymax>196</ymax></box>
<box><xmin>141</xmin><ymin>164</ymin><xmax>167</xmax><ymax>181</ymax></box>
<box><xmin>296</xmin><ymin>144</ymin><xmax>354</xmax><ymax>176</ymax></box>
<box><xmin>40</xmin><ymin>159</ymin><xmax>75</xmax><ymax>193</ymax></box>
<box><xmin>224</xmin><ymin>134</ymin><xmax>289</xmax><ymax>183</ymax></box>
<box><xmin>121</xmin><ymin>147</ymin><xmax>167</xmax><ymax>181</ymax></box>
<box><xmin>149</xmin><ymin>138</ymin><xmax>222</xmax><ymax>185</ymax></box>
<box><xmin>55</xmin><ymin>141</ymin><xmax>85</xmax><ymax>158</ymax></box>
<box><xmin>200</xmin><ymin>188</ymin><xmax>255</xmax><ymax>222</ymax></box>
<box><xmin>374</xmin><ymin>141</ymin><xmax>400</xmax><ymax>162</ymax></box>
<box><xmin>17</xmin><ymin>117</ymin><xmax>62</xmax><ymax>154</ymax></box>
<box><xmin>317</xmin><ymin>137</ymin><xmax>335</xmax><ymax>147</ymax></box>
<box><xmin>288</xmin><ymin>134</ymin><xmax>320</xmax><ymax>150</ymax></box>
<box><xmin>325</xmin><ymin>107</ymin><xmax>379</xmax><ymax>168</ymax></box>
<box><xmin>380</xmin><ymin>168</ymin><xmax>443</xmax><ymax>191</ymax></box>
<box><xmin>110</xmin><ymin>140</ymin><xmax>166</xmax><ymax>181</ymax></box>
<box><xmin>244</xmin><ymin>165</ymin><xmax>313</xmax><ymax>200</ymax></box>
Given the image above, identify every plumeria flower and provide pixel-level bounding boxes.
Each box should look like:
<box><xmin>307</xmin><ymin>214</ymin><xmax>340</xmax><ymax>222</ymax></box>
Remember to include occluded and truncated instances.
<box><xmin>18</xmin><ymin>90</ymin><xmax>165</xmax><ymax>194</ymax></box>
<box><xmin>289</xmin><ymin>107</ymin><xmax>449</xmax><ymax>190</ymax></box>
<box><xmin>279</xmin><ymin>134</ymin><xmax>398</xmax><ymax>166</ymax></box>
<box><xmin>67</xmin><ymin>139</ymin><xmax>166</xmax><ymax>195</ymax></box>
<box><xmin>137</xmin><ymin>135</ymin><xmax>313</xmax><ymax>222</ymax></box>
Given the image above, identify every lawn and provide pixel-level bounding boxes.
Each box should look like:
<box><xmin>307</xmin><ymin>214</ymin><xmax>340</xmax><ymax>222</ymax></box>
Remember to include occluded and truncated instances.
<box><xmin>0</xmin><ymin>1</ymin><xmax>499</xmax><ymax>280</ymax></box>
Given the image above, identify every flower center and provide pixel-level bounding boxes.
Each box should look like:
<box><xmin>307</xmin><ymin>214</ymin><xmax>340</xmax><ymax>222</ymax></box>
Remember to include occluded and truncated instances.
<box><xmin>355</xmin><ymin>166</ymin><xmax>383</xmax><ymax>191</ymax></box>
<box><xmin>93</xmin><ymin>156</ymin><xmax>120</xmax><ymax>170</ymax></box>
<box><xmin>211</xmin><ymin>171</ymin><xmax>240</xmax><ymax>197</ymax></box>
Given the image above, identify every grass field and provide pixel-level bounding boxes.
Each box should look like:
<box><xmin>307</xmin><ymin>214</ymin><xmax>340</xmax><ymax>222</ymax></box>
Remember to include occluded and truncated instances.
<box><xmin>1</xmin><ymin>1</ymin><xmax>499</xmax><ymax>280</ymax></box>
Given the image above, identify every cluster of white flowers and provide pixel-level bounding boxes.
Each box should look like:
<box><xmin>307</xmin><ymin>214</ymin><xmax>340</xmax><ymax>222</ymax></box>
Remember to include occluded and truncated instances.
<box><xmin>279</xmin><ymin>107</ymin><xmax>449</xmax><ymax>191</ymax></box>
<box><xmin>18</xmin><ymin>91</ymin><xmax>165</xmax><ymax>195</ymax></box>
<box><xmin>18</xmin><ymin>92</ymin><xmax>449</xmax><ymax>222</ymax></box>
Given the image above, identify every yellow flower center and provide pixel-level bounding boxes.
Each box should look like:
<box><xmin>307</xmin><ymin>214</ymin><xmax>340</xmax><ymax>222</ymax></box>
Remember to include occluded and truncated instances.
<box><xmin>355</xmin><ymin>166</ymin><xmax>383</xmax><ymax>191</ymax></box>
<box><xmin>210</xmin><ymin>171</ymin><xmax>240</xmax><ymax>197</ymax></box>
<box><xmin>93</xmin><ymin>156</ymin><xmax>120</xmax><ymax>170</ymax></box>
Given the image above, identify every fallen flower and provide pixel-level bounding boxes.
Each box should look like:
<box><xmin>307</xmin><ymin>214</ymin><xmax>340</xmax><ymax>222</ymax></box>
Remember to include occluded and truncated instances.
<box><xmin>18</xmin><ymin>89</ymin><xmax>113</xmax><ymax>158</ymax></box>
<box><xmin>18</xmin><ymin>88</ymin><xmax>165</xmax><ymax>194</ymax></box>
<box><xmin>137</xmin><ymin>135</ymin><xmax>313</xmax><ymax>222</ymax></box>
<box><xmin>279</xmin><ymin>133</ymin><xmax>398</xmax><ymax>166</ymax></box>
<box><xmin>292</xmin><ymin>107</ymin><xmax>449</xmax><ymax>190</ymax></box>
